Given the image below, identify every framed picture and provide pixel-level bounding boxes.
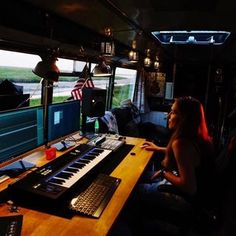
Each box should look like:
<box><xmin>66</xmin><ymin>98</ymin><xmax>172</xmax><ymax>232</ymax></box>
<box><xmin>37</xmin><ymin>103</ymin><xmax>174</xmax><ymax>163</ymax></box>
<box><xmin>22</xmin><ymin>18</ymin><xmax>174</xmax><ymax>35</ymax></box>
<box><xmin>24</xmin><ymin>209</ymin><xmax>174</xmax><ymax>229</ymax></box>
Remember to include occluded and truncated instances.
<box><xmin>147</xmin><ymin>72</ymin><xmax>166</xmax><ymax>98</ymax></box>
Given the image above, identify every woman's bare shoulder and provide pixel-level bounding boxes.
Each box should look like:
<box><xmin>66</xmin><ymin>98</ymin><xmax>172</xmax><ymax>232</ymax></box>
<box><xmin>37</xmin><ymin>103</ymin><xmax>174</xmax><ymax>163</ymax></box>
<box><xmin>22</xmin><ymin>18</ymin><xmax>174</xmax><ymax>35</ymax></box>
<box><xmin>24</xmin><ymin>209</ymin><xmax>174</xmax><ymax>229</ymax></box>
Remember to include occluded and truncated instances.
<box><xmin>172</xmin><ymin>138</ymin><xmax>192</xmax><ymax>146</ymax></box>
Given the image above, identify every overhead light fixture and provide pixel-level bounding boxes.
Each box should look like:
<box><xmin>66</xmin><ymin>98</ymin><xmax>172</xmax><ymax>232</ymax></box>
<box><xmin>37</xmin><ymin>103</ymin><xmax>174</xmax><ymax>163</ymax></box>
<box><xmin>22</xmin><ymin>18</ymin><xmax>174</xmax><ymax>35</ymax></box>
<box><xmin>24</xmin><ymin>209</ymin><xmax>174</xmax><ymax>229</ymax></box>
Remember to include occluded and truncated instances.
<box><xmin>144</xmin><ymin>49</ymin><xmax>151</xmax><ymax>67</ymax></box>
<box><xmin>152</xmin><ymin>30</ymin><xmax>231</xmax><ymax>45</ymax></box>
<box><xmin>128</xmin><ymin>40</ymin><xmax>139</xmax><ymax>63</ymax></box>
<box><xmin>33</xmin><ymin>54</ymin><xmax>60</xmax><ymax>82</ymax></box>
<box><xmin>154</xmin><ymin>56</ymin><xmax>160</xmax><ymax>70</ymax></box>
<box><xmin>93</xmin><ymin>56</ymin><xmax>112</xmax><ymax>77</ymax></box>
<box><xmin>101</xmin><ymin>27</ymin><xmax>115</xmax><ymax>57</ymax></box>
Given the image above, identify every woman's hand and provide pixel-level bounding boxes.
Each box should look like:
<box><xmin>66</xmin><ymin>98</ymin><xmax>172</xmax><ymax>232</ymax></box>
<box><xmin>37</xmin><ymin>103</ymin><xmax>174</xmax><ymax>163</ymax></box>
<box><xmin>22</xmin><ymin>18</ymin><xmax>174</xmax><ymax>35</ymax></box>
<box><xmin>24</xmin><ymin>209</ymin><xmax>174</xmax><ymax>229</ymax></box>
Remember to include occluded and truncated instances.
<box><xmin>141</xmin><ymin>141</ymin><xmax>163</xmax><ymax>152</ymax></box>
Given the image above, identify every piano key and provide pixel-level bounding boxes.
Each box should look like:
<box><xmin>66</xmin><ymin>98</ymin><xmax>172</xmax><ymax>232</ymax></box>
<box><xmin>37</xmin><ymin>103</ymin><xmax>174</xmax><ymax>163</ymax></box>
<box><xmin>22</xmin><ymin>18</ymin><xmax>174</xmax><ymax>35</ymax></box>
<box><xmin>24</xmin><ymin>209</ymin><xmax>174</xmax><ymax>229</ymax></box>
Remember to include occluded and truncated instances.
<box><xmin>50</xmin><ymin>178</ymin><xmax>66</xmax><ymax>184</ymax></box>
<box><xmin>56</xmin><ymin>172</ymin><xmax>73</xmax><ymax>179</ymax></box>
<box><xmin>47</xmin><ymin>148</ymin><xmax>112</xmax><ymax>188</ymax></box>
<box><xmin>65</xmin><ymin>167</ymin><xmax>78</xmax><ymax>173</ymax></box>
<box><xmin>78</xmin><ymin>159</ymin><xmax>90</xmax><ymax>164</ymax></box>
<box><xmin>83</xmin><ymin>154</ymin><xmax>96</xmax><ymax>160</ymax></box>
<box><xmin>70</xmin><ymin>163</ymin><xmax>86</xmax><ymax>169</ymax></box>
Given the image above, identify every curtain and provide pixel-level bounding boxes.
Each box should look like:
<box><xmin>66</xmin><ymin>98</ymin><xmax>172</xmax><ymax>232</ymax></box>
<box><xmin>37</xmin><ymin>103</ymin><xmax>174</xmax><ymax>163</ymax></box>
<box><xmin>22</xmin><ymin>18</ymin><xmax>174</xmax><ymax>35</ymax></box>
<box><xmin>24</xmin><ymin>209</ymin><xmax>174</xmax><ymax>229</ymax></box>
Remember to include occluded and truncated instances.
<box><xmin>133</xmin><ymin>66</ymin><xmax>150</xmax><ymax>113</ymax></box>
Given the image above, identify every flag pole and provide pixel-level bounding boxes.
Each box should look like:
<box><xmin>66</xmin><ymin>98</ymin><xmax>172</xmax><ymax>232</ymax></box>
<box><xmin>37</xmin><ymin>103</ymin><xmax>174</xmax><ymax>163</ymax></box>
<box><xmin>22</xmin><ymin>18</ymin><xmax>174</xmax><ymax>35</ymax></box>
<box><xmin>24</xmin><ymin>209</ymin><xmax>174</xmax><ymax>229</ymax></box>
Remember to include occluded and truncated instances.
<box><xmin>81</xmin><ymin>62</ymin><xmax>89</xmax><ymax>135</ymax></box>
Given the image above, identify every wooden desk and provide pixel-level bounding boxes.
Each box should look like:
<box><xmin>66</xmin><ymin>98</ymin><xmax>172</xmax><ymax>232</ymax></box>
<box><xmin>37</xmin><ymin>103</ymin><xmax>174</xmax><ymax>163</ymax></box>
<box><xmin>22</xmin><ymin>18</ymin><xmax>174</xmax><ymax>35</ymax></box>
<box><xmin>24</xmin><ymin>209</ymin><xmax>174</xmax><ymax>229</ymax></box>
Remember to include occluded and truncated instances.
<box><xmin>0</xmin><ymin>137</ymin><xmax>153</xmax><ymax>236</ymax></box>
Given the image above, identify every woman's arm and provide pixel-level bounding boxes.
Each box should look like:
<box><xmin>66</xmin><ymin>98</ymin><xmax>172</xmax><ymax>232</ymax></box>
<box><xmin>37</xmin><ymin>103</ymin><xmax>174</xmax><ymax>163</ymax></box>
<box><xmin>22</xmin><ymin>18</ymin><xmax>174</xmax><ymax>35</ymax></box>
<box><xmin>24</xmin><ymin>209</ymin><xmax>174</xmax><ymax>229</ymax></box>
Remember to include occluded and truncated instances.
<box><xmin>141</xmin><ymin>141</ymin><xmax>167</xmax><ymax>153</ymax></box>
<box><xmin>163</xmin><ymin>139</ymin><xmax>198</xmax><ymax>195</ymax></box>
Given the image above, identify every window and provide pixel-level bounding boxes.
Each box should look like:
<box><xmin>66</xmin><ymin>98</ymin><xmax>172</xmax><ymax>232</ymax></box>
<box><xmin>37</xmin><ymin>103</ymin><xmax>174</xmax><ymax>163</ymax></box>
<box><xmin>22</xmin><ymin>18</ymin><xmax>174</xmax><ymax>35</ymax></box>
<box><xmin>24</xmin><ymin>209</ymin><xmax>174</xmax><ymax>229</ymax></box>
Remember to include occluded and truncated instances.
<box><xmin>0</xmin><ymin>50</ymin><xmax>42</xmax><ymax>107</ymax></box>
<box><xmin>0</xmin><ymin>51</ymin><xmax>89</xmax><ymax>106</ymax></box>
<box><xmin>112</xmin><ymin>67</ymin><xmax>137</xmax><ymax>107</ymax></box>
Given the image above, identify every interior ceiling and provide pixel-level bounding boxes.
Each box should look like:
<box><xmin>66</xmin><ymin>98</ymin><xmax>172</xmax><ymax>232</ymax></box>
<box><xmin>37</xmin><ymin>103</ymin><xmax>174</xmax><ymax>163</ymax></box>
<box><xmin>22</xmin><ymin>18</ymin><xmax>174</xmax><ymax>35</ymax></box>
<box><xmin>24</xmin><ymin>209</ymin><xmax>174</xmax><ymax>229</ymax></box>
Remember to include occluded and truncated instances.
<box><xmin>1</xmin><ymin>0</ymin><xmax>236</xmax><ymax>66</ymax></box>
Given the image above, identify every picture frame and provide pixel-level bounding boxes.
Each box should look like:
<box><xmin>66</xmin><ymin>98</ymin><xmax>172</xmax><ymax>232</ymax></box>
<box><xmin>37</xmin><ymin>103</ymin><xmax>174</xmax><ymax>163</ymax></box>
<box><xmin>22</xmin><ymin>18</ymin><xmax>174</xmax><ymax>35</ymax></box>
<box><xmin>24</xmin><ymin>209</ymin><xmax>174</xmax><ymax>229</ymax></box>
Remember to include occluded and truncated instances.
<box><xmin>147</xmin><ymin>72</ymin><xmax>166</xmax><ymax>98</ymax></box>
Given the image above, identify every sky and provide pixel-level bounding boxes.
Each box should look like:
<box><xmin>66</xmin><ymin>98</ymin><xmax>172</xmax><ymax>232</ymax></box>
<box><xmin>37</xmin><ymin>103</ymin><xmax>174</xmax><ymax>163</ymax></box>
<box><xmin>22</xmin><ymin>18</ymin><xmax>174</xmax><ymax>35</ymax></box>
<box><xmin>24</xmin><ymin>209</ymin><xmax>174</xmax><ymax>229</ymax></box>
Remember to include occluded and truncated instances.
<box><xmin>0</xmin><ymin>50</ymin><xmax>75</xmax><ymax>71</ymax></box>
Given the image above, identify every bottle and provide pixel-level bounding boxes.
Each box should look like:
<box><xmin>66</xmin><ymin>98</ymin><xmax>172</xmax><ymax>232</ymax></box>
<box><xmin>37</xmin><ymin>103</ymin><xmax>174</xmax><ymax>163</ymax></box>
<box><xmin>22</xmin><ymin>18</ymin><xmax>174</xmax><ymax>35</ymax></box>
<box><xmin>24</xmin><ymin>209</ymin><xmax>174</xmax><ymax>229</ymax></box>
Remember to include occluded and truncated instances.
<box><xmin>94</xmin><ymin>118</ymin><xmax>99</xmax><ymax>134</ymax></box>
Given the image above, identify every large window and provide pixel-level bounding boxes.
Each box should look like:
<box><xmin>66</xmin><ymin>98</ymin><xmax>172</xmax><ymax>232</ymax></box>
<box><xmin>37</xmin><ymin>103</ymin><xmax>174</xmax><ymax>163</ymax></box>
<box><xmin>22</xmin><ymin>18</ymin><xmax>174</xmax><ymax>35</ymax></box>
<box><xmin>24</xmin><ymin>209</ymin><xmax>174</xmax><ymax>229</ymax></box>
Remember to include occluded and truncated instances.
<box><xmin>0</xmin><ymin>50</ymin><xmax>89</xmax><ymax>106</ymax></box>
<box><xmin>0</xmin><ymin>49</ymin><xmax>137</xmax><ymax>110</ymax></box>
<box><xmin>112</xmin><ymin>67</ymin><xmax>137</xmax><ymax>107</ymax></box>
<box><xmin>0</xmin><ymin>50</ymin><xmax>42</xmax><ymax>107</ymax></box>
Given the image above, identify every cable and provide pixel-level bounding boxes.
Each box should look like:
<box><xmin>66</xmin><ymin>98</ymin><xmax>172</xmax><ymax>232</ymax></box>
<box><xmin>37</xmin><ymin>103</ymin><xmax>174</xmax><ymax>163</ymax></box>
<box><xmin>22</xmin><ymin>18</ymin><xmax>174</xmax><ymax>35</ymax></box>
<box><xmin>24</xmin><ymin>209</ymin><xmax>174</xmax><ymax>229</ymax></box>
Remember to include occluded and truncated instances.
<box><xmin>16</xmin><ymin>78</ymin><xmax>44</xmax><ymax>109</ymax></box>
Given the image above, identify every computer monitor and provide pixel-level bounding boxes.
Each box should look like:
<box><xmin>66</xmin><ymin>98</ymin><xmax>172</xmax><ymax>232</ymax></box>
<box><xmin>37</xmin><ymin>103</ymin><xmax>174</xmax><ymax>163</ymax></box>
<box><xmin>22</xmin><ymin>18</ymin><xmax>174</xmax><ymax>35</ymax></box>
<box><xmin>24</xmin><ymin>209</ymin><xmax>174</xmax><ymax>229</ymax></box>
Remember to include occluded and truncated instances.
<box><xmin>47</xmin><ymin>100</ymin><xmax>81</xmax><ymax>142</ymax></box>
<box><xmin>155</xmin><ymin>111</ymin><xmax>168</xmax><ymax>128</ymax></box>
<box><xmin>0</xmin><ymin>106</ymin><xmax>44</xmax><ymax>164</ymax></box>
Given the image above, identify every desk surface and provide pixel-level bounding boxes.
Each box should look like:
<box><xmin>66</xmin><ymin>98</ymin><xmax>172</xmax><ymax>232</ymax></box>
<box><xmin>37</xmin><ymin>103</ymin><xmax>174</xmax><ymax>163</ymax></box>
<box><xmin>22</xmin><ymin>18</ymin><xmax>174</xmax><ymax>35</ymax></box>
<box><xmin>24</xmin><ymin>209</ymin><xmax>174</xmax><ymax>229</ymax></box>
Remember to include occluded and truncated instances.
<box><xmin>0</xmin><ymin>137</ymin><xmax>153</xmax><ymax>236</ymax></box>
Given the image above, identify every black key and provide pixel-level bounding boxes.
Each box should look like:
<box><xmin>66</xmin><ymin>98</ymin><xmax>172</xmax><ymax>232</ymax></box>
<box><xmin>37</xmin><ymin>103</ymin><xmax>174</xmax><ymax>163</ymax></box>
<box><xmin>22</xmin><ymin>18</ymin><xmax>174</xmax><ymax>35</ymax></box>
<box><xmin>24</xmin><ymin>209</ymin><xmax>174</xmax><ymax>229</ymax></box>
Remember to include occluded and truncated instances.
<box><xmin>71</xmin><ymin>163</ymin><xmax>85</xmax><ymax>169</ymax></box>
<box><xmin>56</xmin><ymin>172</ymin><xmax>73</xmax><ymax>179</ymax></box>
<box><xmin>65</xmin><ymin>167</ymin><xmax>78</xmax><ymax>173</ymax></box>
<box><xmin>50</xmin><ymin>178</ymin><xmax>65</xmax><ymax>184</ymax></box>
<box><xmin>79</xmin><ymin>159</ymin><xmax>90</xmax><ymax>164</ymax></box>
<box><xmin>83</xmin><ymin>154</ymin><xmax>96</xmax><ymax>160</ymax></box>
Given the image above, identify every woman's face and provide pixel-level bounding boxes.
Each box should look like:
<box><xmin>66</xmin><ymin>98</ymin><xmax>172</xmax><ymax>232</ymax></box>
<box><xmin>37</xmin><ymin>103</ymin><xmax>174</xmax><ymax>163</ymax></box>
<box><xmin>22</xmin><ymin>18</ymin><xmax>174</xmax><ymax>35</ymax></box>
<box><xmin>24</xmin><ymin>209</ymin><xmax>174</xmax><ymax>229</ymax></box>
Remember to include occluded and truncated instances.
<box><xmin>168</xmin><ymin>101</ymin><xmax>180</xmax><ymax>130</ymax></box>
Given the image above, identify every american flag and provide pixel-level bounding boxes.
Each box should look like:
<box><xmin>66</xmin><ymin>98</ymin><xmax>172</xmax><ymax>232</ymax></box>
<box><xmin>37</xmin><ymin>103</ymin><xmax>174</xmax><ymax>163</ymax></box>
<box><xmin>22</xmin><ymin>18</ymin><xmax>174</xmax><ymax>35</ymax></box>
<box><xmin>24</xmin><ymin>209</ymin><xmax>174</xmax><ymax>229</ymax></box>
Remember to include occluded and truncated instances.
<box><xmin>71</xmin><ymin>64</ymin><xmax>94</xmax><ymax>100</ymax></box>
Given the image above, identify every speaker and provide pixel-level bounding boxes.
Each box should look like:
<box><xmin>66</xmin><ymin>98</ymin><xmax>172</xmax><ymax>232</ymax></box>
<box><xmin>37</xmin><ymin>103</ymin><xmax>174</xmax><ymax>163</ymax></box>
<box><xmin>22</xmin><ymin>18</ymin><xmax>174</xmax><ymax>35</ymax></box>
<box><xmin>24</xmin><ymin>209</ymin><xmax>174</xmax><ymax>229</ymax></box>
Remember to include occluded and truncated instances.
<box><xmin>82</xmin><ymin>88</ymin><xmax>106</xmax><ymax>117</ymax></box>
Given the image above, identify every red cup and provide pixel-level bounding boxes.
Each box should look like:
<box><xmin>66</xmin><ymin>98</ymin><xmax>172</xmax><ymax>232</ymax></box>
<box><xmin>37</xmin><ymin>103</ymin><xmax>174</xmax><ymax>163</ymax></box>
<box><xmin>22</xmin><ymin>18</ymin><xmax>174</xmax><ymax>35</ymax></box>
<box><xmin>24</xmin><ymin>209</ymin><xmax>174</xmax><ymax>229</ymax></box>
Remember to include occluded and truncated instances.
<box><xmin>45</xmin><ymin>147</ymin><xmax>57</xmax><ymax>160</ymax></box>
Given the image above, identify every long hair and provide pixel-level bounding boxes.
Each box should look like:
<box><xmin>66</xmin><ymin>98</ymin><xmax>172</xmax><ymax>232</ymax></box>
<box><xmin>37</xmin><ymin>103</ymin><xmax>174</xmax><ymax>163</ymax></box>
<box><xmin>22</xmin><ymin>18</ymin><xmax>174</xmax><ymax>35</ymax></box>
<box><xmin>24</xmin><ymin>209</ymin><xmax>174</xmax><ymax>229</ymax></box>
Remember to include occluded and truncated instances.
<box><xmin>169</xmin><ymin>96</ymin><xmax>212</xmax><ymax>144</ymax></box>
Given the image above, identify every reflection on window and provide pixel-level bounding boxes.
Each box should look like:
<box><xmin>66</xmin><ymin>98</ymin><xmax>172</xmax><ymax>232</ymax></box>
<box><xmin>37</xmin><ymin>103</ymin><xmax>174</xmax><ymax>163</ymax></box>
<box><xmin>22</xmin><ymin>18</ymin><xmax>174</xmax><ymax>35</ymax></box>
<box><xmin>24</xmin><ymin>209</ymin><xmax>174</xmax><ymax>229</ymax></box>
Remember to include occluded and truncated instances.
<box><xmin>0</xmin><ymin>49</ymin><xmax>42</xmax><ymax>107</ymax></box>
<box><xmin>112</xmin><ymin>67</ymin><xmax>137</xmax><ymax>108</ymax></box>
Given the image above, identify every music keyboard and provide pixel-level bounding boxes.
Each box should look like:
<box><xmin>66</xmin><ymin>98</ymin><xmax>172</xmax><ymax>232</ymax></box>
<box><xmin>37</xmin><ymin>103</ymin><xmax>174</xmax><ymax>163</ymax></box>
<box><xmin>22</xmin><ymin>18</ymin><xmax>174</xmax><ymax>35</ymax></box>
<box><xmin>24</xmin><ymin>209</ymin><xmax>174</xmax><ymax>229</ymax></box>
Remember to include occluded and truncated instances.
<box><xmin>8</xmin><ymin>144</ymin><xmax>112</xmax><ymax>201</ymax></box>
<box><xmin>47</xmin><ymin>148</ymin><xmax>111</xmax><ymax>188</ymax></box>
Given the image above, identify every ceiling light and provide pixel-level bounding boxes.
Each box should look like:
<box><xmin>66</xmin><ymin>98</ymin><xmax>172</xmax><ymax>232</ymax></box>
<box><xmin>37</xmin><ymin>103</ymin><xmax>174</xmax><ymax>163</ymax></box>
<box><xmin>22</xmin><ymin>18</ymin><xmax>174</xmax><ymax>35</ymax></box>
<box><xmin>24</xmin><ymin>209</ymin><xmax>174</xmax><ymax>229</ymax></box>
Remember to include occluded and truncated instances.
<box><xmin>101</xmin><ymin>27</ymin><xmax>115</xmax><ymax>57</ymax></box>
<box><xmin>154</xmin><ymin>56</ymin><xmax>160</xmax><ymax>70</ymax></box>
<box><xmin>152</xmin><ymin>31</ymin><xmax>231</xmax><ymax>45</ymax></box>
<box><xmin>128</xmin><ymin>40</ymin><xmax>139</xmax><ymax>63</ymax></box>
<box><xmin>144</xmin><ymin>49</ymin><xmax>151</xmax><ymax>67</ymax></box>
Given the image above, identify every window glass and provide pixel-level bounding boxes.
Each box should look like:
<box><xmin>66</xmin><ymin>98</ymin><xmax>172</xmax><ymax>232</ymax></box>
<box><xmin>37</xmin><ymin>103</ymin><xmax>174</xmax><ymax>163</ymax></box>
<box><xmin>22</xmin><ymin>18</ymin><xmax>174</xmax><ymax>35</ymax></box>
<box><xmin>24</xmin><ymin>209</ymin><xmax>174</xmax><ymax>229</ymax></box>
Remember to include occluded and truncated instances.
<box><xmin>56</xmin><ymin>58</ymin><xmax>86</xmax><ymax>72</ymax></box>
<box><xmin>53</xmin><ymin>58</ymin><xmax>83</xmax><ymax>103</ymax></box>
<box><xmin>0</xmin><ymin>50</ymin><xmax>42</xmax><ymax>107</ymax></box>
<box><xmin>112</xmin><ymin>67</ymin><xmax>137</xmax><ymax>107</ymax></box>
<box><xmin>53</xmin><ymin>61</ymin><xmax>109</xmax><ymax>103</ymax></box>
<box><xmin>53</xmin><ymin>59</ymin><xmax>98</xmax><ymax>103</ymax></box>
<box><xmin>90</xmin><ymin>63</ymin><xmax>110</xmax><ymax>89</ymax></box>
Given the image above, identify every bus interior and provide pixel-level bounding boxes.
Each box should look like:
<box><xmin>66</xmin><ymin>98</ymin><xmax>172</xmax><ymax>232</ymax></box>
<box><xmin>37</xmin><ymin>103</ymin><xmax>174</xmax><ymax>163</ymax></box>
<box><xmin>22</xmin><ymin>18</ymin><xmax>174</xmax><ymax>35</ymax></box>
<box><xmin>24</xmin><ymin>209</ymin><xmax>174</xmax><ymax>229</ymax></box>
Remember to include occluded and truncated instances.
<box><xmin>0</xmin><ymin>1</ymin><xmax>236</xmax><ymax>235</ymax></box>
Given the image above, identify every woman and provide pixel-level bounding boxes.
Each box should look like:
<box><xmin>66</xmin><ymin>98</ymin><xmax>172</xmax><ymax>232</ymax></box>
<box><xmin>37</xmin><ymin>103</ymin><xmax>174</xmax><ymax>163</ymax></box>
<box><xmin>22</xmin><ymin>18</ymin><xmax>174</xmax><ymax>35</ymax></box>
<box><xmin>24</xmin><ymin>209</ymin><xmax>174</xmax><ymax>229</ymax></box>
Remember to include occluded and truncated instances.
<box><xmin>113</xmin><ymin>97</ymin><xmax>215</xmax><ymax>235</ymax></box>
<box><xmin>133</xmin><ymin>97</ymin><xmax>213</xmax><ymax>217</ymax></box>
<box><xmin>140</xmin><ymin>96</ymin><xmax>214</xmax><ymax>199</ymax></box>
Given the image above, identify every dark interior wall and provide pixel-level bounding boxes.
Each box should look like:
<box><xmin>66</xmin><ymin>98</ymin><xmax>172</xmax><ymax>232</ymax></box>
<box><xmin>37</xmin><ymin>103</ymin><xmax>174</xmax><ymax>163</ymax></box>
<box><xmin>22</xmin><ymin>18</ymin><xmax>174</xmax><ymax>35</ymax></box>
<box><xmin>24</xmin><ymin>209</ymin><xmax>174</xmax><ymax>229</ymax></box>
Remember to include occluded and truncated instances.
<box><xmin>174</xmin><ymin>63</ymin><xmax>209</xmax><ymax>104</ymax></box>
<box><xmin>173</xmin><ymin>62</ymin><xmax>220</xmax><ymax>140</ymax></box>
<box><xmin>172</xmin><ymin>61</ymin><xmax>236</xmax><ymax>144</ymax></box>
